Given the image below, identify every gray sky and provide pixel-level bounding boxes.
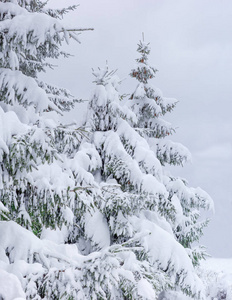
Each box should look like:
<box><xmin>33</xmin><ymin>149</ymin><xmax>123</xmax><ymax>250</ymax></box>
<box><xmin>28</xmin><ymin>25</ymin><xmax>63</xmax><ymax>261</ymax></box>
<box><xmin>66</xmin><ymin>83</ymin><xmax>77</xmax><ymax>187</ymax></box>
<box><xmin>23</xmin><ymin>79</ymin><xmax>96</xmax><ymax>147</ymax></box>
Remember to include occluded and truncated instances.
<box><xmin>44</xmin><ymin>0</ymin><xmax>232</xmax><ymax>257</ymax></box>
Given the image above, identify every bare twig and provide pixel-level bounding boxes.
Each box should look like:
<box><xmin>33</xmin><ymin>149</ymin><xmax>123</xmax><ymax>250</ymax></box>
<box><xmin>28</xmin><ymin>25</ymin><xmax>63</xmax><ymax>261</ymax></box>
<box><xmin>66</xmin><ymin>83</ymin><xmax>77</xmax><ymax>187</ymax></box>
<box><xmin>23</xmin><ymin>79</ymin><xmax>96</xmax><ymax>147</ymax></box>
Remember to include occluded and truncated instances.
<box><xmin>63</xmin><ymin>28</ymin><xmax>94</xmax><ymax>32</ymax></box>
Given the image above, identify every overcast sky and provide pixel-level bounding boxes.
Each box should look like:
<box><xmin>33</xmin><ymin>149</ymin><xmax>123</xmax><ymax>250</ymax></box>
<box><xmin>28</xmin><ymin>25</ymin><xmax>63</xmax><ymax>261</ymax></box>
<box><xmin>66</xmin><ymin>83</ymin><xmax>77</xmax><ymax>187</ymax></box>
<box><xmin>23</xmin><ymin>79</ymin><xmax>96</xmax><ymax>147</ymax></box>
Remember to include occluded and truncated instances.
<box><xmin>45</xmin><ymin>0</ymin><xmax>232</xmax><ymax>257</ymax></box>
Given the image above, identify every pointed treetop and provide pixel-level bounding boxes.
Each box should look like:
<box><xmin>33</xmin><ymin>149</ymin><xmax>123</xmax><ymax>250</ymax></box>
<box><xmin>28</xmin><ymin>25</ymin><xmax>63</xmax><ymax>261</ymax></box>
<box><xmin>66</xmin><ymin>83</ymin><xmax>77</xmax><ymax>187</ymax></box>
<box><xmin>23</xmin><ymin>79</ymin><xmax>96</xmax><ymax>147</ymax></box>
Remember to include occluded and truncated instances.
<box><xmin>92</xmin><ymin>65</ymin><xmax>117</xmax><ymax>86</ymax></box>
<box><xmin>130</xmin><ymin>39</ymin><xmax>157</xmax><ymax>84</ymax></box>
<box><xmin>137</xmin><ymin>40</ymin><xmax>151</xmax><ymax>59</ymax></box>
<box><xmin>136</xmin><ymin>33</ymin><xmax>151</xmax><ymax>64</ymax></box>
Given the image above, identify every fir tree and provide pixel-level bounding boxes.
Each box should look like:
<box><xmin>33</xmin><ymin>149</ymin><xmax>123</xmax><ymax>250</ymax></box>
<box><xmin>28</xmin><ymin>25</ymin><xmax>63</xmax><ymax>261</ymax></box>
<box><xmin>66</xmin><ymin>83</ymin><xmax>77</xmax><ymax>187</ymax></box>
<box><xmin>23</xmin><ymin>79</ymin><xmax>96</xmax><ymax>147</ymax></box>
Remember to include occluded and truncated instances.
<box><xmin>0</xmin><ymin>0</ymin><xmax>93</xmax><ymax>234</ymax></box>
<box><xmin>129</xmin><ymin>40</ymin><xmax>175</xmax><ymax>139</ymax></box>
<box><xmin>81</xmin><ymin>65</ymin><xmax>208</xmax><ymax>299</ymax></box>
<box><xmin>0</xmin><ymin>1</ymin><xmax>95</xmax><ymax>299</ymax></box>
<box><xmin>128</xmin><ymin>39</ymin><xmax>213</xmax><ymax>269</ymax></box>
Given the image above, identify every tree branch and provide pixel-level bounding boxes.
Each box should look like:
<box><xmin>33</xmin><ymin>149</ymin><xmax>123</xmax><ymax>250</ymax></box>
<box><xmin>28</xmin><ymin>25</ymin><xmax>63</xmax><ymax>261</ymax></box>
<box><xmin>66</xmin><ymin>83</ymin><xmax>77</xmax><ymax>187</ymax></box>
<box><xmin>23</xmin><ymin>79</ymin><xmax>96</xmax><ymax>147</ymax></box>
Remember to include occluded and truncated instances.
<box><xmin>64</xmin><ymin>28</ymin><xmax>94</xmax><ymax>32</ymax></box>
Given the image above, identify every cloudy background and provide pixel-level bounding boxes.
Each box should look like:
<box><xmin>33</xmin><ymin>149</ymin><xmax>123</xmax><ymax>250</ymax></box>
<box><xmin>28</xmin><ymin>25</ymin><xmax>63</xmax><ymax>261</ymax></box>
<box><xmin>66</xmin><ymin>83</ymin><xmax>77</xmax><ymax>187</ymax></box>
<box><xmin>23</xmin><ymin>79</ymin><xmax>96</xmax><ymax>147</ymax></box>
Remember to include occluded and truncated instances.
<box><xmin>44</xmin><ymin>0</ymin><xmax>232</xmax><ymax>257</ymax></box>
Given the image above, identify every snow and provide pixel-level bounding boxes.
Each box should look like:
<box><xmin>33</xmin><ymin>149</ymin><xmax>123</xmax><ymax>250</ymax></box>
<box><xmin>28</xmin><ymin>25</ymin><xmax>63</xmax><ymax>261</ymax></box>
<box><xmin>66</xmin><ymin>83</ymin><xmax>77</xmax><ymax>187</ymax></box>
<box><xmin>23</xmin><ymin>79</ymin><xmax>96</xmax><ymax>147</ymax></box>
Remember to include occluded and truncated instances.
<box><xmin>0</xmin><ymin>221</ymin><xmax>42</xmax><ymax>263</ymax></box>
<box><xmin>137</xmin><ymin>278</ymin><xmax>157</xmax><ymax>299</ymax></box>
<box><xmin>0</xmin><ymin>220</ymin><xmax>228</xmax><ymax>300</ymax></box>
<box><xmin>0</xmin><ymin>3</ymin><xmax>217</xmax><ymax>298</ymax></box>
<box><xmin>202</xmin><ymin>258</ymin><xmax>232</xmax><ymax>274</ymax></box>
<box><xmin>160</xmin><ymin>258</ymin><xmax>232</xmax><ymax>299</ymax></box>
<box><xmin>151</xmin><ymin>139</ymin><xmax>192</xmax><ymax>166</ymax></box>
<box><xmin>171</xmin><ymin>194</ymin><xmax>183</xmax><ymax>225</ymax></box>
<box><xmin>143</xmin><ymin>210</ymin><xmax>173</xmax><ymax>235</ymax></box>
<box><xmin>200</xmin><ymin>258</ymin><xmax>232</xmax><ymax>300</ymax></box>
<box><xmin>0</xmin><ymin>2</ymin><xmax>28</xmax><ymax>19</ymax></box>
<box><xmin>146</xmin><ymin>85</ymin><xmax>163</xmax><ymax>98</ymax></box>
<box><xmin>158</xmin><ymin>290</ymin><xmax>192</xmax><ymax>300</ymax></box>
<box><xmin>0</xmin><ymin>201</ymin><xmax>9</xmax><ymax>214</ymax></box>
<box><xmin>1</xmin><ymin>102</ymin><xmax>38</xmax><ymax>126</ymax></box>
<box><xmin>76</xmin><ymin>142</ymin><xmax>102</xmax><ymax>172</ymax></box>
<box><xmin>68</xmin><ymin>151</ymin><xmax>99</xmax><ymax>186</ymax></box>
<box><xmin>0</xmin><ymin>69</ymin><xmax>57</xmax><ymax>113</ymax></box>
<box><xmin>167</xmin><ymin>177</ymin><xmax>194</xmax><ymax>202</ymax></box>
<box><xmin>0</xmin><ymin>106</ymin><xmax>27</xmax><ymax>151</ymax></box>
<box><xmin>194</xmin><ymin>187</ymin><xmax>214</xmax><ymax>212</ymax></box>
<box><xmin>30</xmin><ymin>161</ymin><xmax>74</xmax><ymax>196</ymax></box>
<box><xmin>0</xmin><ymin>220</ymin><xmax>83</xmax><ymax>267</ymax></box>
<box><xmin>0</xmin><ymin>269</ymin><xmax>26</xmax><ymax>300</ymax></box>
<box><xmin>85</xmin><ymin>209</ymin><xmax>110</xmax><ymax>249</ymax></box>
<box><xmin>41</xmin><ymin>223</ymin><xmax>72</xmax><ymax>245</ymax></box>
<box><xmin>0</xmin><ymin>12</ymin><xmax>62</xmax><ymax>50</ymax></box>
<box><xmin>41</xmin><ymin>227</ymin><xmax>66</xmax><ymax>244</ymax></box>
<box><xmin>91</xmin><ymin>85</ymin><xmax>108</xmax><ymax>106</ymax></box>
<box><xmin>117</xmin><ymin>120</ymin><xmax>163</xmax><ymax>180</ymax></box>
<box><xmin>134</xmin><ymin>83</ymin><xmax>146</xmax><ymax>98</ymax></box>
<box><xmin>129</xmin><ymin>214</ymin><xmax>205</xmax><ymax>297</ymax></box>
<box><xmin>97</xmin><ymin>130</ymin><xmax>167</xmax><ymax>196</ymax></box>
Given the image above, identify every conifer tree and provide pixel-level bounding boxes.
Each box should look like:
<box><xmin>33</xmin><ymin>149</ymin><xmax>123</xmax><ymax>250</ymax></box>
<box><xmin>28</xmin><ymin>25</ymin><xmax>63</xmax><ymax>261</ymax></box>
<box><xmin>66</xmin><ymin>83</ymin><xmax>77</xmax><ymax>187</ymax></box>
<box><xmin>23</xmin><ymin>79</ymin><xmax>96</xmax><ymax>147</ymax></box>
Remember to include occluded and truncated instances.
<box><xmin>0</xmin><ymin>0</ymin><xmax>92</xmax><ymax>235</ymax></box>
<box><xmin>0</xmin><ymin>1</ymin><xmax>97</xmax><ymax>299</ymax></box>
<box><xmin>81</xmin><ymin>65</ymin><xmax>208</xmax><ymax>299</ymax></box>
<box><xmin>128</xmin><ymin>39</ymin><xmax>214</xmax><ymax>268</ymax></box>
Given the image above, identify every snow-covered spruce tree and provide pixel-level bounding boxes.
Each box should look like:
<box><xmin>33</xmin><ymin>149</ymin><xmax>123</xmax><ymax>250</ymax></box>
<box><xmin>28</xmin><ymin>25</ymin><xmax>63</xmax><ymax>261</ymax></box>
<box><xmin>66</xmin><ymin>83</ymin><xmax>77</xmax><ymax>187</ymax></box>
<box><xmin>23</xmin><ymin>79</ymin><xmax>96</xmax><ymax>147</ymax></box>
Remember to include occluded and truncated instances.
<box><xmin>0</xmin><ymin>0</ymin><xmax>91</xmax><ymax>234</ymax></box>
<box><xmin>128</xmin><ymin>40</ymin><xmax>213</xmax><ymax>268</ymax></box>
<box><xmin>0</xmin><ymin>1</ymin><xmax>103</xmax><ymax>299</ymax></box>
<box><xmin>79</xmin><ymin>65</ymin><xmax>207</xmax><ymax>299</ymax></box>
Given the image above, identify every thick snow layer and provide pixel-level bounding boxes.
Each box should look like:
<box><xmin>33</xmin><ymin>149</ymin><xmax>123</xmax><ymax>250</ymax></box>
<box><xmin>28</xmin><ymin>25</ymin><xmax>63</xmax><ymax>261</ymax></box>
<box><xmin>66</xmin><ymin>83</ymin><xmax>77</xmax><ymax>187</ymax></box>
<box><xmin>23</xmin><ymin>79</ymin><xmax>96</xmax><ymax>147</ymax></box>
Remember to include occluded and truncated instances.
<box><xmin>0</xmin><ymin>2</ymin><xmax>28</xmax><ymax>19</ymax></box>
<box><xmin>0</xmin><ymin>106</ymin><xmax>27</xmax><ymax>149</ymax></box>
<box><xmin>68</xmin><ymin>149</ymin><xmax>99</xmax><ymax>186</ymax></box>
<box><xmin>117</xmin><ymin>120</ymin><xmax>163</xmax><ymax>180</ymax></box>
<box><xmin>134</xmin><ymin>83</ymin><xmax>146</xmax><ymax>98</ymax></box>
<box><xmin>0</xmin><ymin>221</ymin><xmax>82</xmax><ymax>266</ymax></box>
<box><xmin>76</xmin><ymin>142</ymin><xmax>102</xmax><ymax>172</ymax></box>
<box><xmin>137</xmin><ymin>278</ymin><xmax>157</xmax><ymax>299</ymax></box>
<box><xmin>96</xmin><ymin>130</ymin><xmax>167</xmax><ymax>196</ymax></box>
<box><xmin>91</xmin><ymin>85</ymin><xmax>108</xmax><ymax>107</ymax></box>
<box><xmin>0</xmin><ymin>221</ymin><xmax>86</xmax><ymax>298</ymax></box>
<box><xmin>30</xmin><ymin>161</ymin><xmax>74</xmax><ymax>196</ymax></box>
<box><xmin>171</xmin><ymin>194</ymin><xmax>183</xmax><ymax>226</ymax></box>
<box><xmin>1</xmin><ymin>102</ymin><xmax>39</xmax><ymax>126</ymax></box>
<box><xmin>0</xmin><ymin>269</ymin><xmax>26</xmax><ymax>300</ymax></box>
<box><xmin>0</xmin><ymin>221</ymin><xmax>44</xmax><ymax>263</ymax></box>
<box><xmin>0</xmin><ymin>11</ymin><xmax>62</xmax><ymax>50</ymax></box>
<box><xmin>129</xmin><ymin>214</ymin><xmax>205</xmax><ymax>297</ymax></box>
<box><xmin>0</xmin><ymin>69</ymin><xmax>57</xmax><ymax>113</ymax></box>
<box><xmin>85</xmin><ymin>209</ymin><xmax>110</xmax><ymax>249</ymax></box>
<box><xmin>2</xmin><ymin>222</ymin><xmax>228</xmax><ymax>300</ymax></box>
<box><xmin>142</xmin><ymin>210</ymin><xmax>173</xmax><ymax>235</ymax></box>
<box><xmin>41</xmin><ymin>227</ymin><xmax>66</xmax><ymax>244</ymax></box>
